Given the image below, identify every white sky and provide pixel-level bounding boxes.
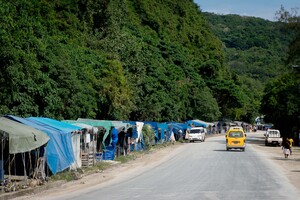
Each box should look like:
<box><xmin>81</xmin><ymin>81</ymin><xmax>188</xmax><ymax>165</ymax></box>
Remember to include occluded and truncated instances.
<box><xmin>194</xmin><ymin>0</ymin><xmax>300</xmax><ymax>21</ymax></box>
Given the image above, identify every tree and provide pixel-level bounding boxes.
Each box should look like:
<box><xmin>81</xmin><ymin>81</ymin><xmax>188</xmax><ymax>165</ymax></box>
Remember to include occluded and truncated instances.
<box><xmin>276</xmin><ymin>6</ymin><xmax>300</xmax><ymax>65</ymax></box>
<box><xmin>261</xmin><ymin>6</ymin><xmax>300</xmax><ymax>140</ymax></box>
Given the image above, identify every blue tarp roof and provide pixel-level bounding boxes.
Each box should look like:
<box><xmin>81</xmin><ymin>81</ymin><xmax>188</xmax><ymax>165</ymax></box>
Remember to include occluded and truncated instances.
<box><xmin>5</xmin><ymin>115</ymin><xmax>76</xmax><ymax>175</ymax></box>
<box><xmin>186</xmin><ymin>119</ymin><xmax>214</xmax><ymax>128</ymax></box>
<box><xmin>168</xmin><ymin>122</ymin><xmax>190</xmax><ymax>133</ymax></box>
<box><xmin>28</xmin><ymin>117</ymin><xmax>82</xmax><ymax>133</ymax></box>
<box><xmin>28</xmin><ymin>117</ymin><xmax>82</xmax><ymax>166</ymax></box>
<box><xmin>143</xmin><ymin>122</ymin><xmax>169</xmax><ymax>140</ymax></box>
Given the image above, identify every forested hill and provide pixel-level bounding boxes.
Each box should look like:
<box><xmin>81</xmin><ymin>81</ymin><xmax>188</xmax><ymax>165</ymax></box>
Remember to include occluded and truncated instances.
<box><xmin>0</xmin><ymin>0</ymin><xmax>265</xmax><ymax>123</ymax></box>
<box><xmin>204</xmin><ymin>12</ymin><xmax>292</xmax><ymax>86</ymax></box>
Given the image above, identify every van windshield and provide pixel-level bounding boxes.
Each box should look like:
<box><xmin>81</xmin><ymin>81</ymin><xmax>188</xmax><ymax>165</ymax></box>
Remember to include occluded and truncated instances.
<box><xmin>229</xmin><ymin>132</ymin><xmax>243</xmax><ymax>138</ymax></box>
<box><xmin>190</xmin><ymin>129</ymin><xmax>204</xmax><ymax>134</ymax></box>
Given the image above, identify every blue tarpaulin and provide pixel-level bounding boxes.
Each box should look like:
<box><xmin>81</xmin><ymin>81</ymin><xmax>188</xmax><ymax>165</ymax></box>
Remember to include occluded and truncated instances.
<box><xmin>186</xmin><ymin>119</ymin><xmax>214</xmax><ymax>128</ymax></box>
<box><xmin>29</xmin><ymin>117</ymin><xmax>82</xmax><ymax>134</ymax></box>
<box><xmin>168</xmin><ymin>122</ymin><xmax>190</xmax><ymax>139</ymax></box>
<box><xmin>143</xmin><ymin>122</ymin><xmax>169</xmax><ymax>143</ymax></box>
<box><xmin>5</xmin><ymin>115</ymin><xmax>78</xmax><ymax>175</ymax></box>
<box><xmin>28</xmin><ymin>117</ymin><xmax>82</xmax><ymax>164</ymax></box>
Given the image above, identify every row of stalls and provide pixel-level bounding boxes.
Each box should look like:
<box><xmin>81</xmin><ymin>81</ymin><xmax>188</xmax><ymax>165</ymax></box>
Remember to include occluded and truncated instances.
<box><xmin>0</xmin><ymin>116</ymin><xmax>215</xmax><ymax>191</ymax></box>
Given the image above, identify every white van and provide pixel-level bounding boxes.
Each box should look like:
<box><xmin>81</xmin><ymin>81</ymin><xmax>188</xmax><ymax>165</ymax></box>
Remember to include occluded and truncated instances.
<box><xmin>189</xmin><ymin>127</ymin><xmax>206</xmax><ymax>142</ymax></box>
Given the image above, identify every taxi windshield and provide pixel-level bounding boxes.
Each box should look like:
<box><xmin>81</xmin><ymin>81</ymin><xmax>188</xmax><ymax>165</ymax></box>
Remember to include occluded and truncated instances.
<box><xmin>229</xmin><ymin>131</ymin><xmax>243</xmax><ymax>138</ymax></box>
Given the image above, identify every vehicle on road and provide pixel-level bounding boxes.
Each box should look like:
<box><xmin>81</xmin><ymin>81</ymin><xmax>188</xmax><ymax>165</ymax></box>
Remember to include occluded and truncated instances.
<box><xmin>225</xmin><ymin>126</ymin><xmax>246</xmax><ymax>151</ymax></box>
<box><xmin>264</xmin><ymin>129</ymin><xmax>282</xmax><ymax>146</ymax></box>
<box><xmin>189</xmin><ymin>127</ymin><xmax>206</xmax><ymax>142</ymax></box>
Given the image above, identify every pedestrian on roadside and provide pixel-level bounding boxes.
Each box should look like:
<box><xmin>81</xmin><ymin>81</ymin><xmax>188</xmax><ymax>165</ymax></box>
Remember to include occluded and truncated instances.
<box><xmin>283</xmin><ymin>139</ymin><xmax>291</xmax><ymax>158</ymax></box>
<box><xmin>288</xmin><ymin>137</ymin><xmax>294</xmax><ymax>155</ymax></box>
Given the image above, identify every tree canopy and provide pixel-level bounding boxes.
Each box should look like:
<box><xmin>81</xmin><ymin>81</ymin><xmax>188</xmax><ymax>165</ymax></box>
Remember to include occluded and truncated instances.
<box><xmin>0</xmin><ymin>0</ymin><xmax>295</xmax><ymax>125</ymax></box>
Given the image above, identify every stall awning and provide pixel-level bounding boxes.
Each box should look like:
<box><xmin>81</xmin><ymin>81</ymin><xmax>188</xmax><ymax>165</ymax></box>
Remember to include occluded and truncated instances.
<box><xmin>0</xmin><ymin>117</ymin><xmax>50</xmax><ymax>154</ymax></box>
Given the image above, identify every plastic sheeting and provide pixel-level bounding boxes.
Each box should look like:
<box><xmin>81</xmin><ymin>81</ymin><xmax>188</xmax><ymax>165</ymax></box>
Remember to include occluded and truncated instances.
<box><xmin>0</xmin><ymin>117</ymin><xmax>50</xmax><ymax>154</ymax></box>
<box><xmin>28</xmin><ymin>117</ymin><xmax>82</xmax><ymax>163</ymax></box>
<box><xmin>76</xmin><ymin>119</ymin><xmax>113</xmax><ymax>149</ymax></box>
<box><xmin>186</xmin><ymin>119</ymin><xmax>214</xmax><ymax>128</ymax></box>
<box><xmin>168</xmin><ymin>122</ymin><xmax>191</xmax><ymax>139</ymax></box>
<box><xmin>6</xmin><ymin>116</ymin><xmax>79</xmax><ymax>174</ymax></box>
<box><xmin>70</xmin><ymin>134</ymin><xmax>81</xmax><ymax>169</ymax></box>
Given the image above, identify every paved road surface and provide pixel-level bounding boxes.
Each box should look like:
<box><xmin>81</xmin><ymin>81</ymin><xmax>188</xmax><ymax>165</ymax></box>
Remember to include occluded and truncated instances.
<box><xmin>16</xmin><ymin>132</ymin><xmax>300</xmax><ymax>200</ymax></box>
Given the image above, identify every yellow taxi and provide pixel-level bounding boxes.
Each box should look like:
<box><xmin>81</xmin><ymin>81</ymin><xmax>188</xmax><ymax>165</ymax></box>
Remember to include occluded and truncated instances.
<box><xmin>225</xmin><ymin>126</ymin><xmax>246</xmax><ymax>151</ymax></box>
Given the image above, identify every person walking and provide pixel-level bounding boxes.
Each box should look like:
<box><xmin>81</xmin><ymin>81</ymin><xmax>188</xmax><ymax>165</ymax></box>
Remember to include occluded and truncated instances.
<box><xmin>288</xmin><ymin>137</ymin><xmax>294</xmax><ymax>155</ymax></box>
<box><xmin>283</xmin><ymin>139</ymin><xmax>291</xmax><ymax>158</ymax></box>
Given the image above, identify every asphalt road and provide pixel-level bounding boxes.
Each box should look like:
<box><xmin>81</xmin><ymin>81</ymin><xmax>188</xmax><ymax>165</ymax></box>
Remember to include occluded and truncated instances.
<box><xmin>21</xmin><ymin>133</ymin><xmax>300</xmax><ymax>200</ymax></box>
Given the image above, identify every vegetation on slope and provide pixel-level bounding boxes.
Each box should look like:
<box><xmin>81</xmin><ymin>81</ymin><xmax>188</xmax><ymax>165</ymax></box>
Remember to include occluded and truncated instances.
<box><xmin>0</xmin><ymin>0</ymin><xmax>283</xmax><ymax>123</ymax></box>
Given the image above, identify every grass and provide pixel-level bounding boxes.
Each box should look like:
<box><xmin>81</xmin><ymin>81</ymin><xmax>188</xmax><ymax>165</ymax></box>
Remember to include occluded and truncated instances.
<box><xmin>50</xmin><ymin>162</ymin><xmax>112</xmax><ymax>182</ymax></box>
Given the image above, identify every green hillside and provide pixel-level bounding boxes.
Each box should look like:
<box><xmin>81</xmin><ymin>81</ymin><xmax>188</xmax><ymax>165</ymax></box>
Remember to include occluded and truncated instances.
<box><xmin>204</xmin><ymin>12</ymin><xmax>299</xmax><ymax>136</ymax></box>
<box><xmin>0</xmin><ymin>0</ymin><xmax>268</xmax><ymax>122</ymax></box>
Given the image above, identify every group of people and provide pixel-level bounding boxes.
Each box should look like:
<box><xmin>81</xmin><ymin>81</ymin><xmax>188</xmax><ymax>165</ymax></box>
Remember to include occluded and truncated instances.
<box><xmin>282</xmin><ymin>137</ymin><xmax>294</xmax><ymax>158</ymax></box>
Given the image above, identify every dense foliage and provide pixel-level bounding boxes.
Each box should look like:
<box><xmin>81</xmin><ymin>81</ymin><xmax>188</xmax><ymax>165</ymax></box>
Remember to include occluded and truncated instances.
<box><xmin>204</xmin><ymin>12</ymin><xmax>296</xmax><ymax>124</ymax></box>
<box><xmin>0</xmin><ymin>0</ymin><xmax>217</xmax><ymax>121</ymax></box>
<box><xmin>260</xmin><ymin>7</ymin><xmax>300</xmax><ymax>138</ymax></box>
<box><xmin>0</xmin><ymin>0</ymin><xmax>291</xmax><ymax>124</ymax></box>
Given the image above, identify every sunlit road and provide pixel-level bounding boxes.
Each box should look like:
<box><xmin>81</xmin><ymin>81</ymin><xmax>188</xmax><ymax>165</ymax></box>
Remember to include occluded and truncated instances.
<box><xmin>33</xmin><ymin>132</ymin><xmax>299</xmax><ymax>200</ymax></box>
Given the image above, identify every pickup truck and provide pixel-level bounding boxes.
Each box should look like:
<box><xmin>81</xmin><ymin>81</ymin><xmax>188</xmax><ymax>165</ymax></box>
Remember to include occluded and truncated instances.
<box><xmin>264</xmin><ymin>129</ymin><xmax>282</xmax><ymax>146</ymax></box>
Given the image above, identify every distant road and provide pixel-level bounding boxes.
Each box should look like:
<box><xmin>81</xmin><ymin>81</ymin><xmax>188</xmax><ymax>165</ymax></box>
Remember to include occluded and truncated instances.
<box><xmin>23</xmin><ymin>132</ymin><xmax>300</xmax><ymax>200</ymax></box>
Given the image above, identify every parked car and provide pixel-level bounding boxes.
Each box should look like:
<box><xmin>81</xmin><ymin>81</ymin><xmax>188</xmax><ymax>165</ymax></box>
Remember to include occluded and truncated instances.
<box><xmin>225</xmin><ymin>126</ymin><xmax>246</xmax><ymax>151</ymax></box>
<box><xmin>264</xmin><ymin>129</ymin><xmax>282</xmax><ymax>146</ymax></box>
<box><xmin>189</xmin><ymin>127</ymin><xmax>206</xmax><ymax>142</ymax></box>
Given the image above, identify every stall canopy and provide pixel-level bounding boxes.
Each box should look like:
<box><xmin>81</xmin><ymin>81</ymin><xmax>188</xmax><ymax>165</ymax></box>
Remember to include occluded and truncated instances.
<box><xmin>28</xmin><ymin>117</ymin><xmax>82</xmax><ymax>134</ymax></box>
<box><xmin>186</xmin><ymin>119</ymin><xmax>214</xmax><ymax>128</ymax></box>
<box><xmin>63</xmin><ymin>120</ymin><xmax>99</xmax><ymax>134</ymax></box>
<box><xmin>76</xmin><ymin>118</ymin><xmax>113</xmax><ymax>149</ymax></box>
<box><xmin>5</xmin><ymin>115</ymin><xmax>76</xmax><ymax>174</ymax></box>
<box><xmin>0</xmin><ymin>117</ymin><xmax>49</xmax><ymax>154</ymax></box>
<box><xmin>168</xmin><ymin>122</ymin><xmax>190</xmax><ymax>138</ymax></box>
<box><xmin>28</xmin><ymin>117</ymin><xmax>82</xmax><ymax>163</ymax></box>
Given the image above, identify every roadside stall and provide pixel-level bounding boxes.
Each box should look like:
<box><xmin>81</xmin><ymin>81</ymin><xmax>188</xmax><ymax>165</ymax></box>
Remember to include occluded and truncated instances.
<box><xmin>0</xmin><ymin>117</ymin><xmax>49</xmax><ymax>192</ymax></box>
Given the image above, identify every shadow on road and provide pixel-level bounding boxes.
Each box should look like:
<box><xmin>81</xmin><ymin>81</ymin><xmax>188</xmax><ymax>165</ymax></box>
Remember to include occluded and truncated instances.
<box><xmin>213</xmin><ymin>149</ymin><xmax>227</xmax><ymax>152</ymax></box>
<box><xmin>246</xmin><ymin>138</ymin><xmax>264</xmax><ymax>145</ymax></box>
<box><xmin>273</xmin><ymin>157</ymin><xmax>290</xmax><ymax>161</ymax></box>
<box><xmin>213</xmin><ymin>149</ymin><xmax>244</xmax><ymax>153</ymax></box>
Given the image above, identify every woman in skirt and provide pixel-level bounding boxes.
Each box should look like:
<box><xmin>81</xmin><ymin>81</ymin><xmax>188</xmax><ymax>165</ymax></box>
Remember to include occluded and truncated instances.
<box><xmin>283</xmin><ymin>139</ymin><xmax>291</xmax><ymax>158</ymax></box>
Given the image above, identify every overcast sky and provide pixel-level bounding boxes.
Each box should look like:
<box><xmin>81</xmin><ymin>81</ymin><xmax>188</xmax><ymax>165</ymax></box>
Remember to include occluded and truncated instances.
<box><xmin>194</xmin><ymin>0</ymin><xmax>300</xmax><ymax>21</ymax></box>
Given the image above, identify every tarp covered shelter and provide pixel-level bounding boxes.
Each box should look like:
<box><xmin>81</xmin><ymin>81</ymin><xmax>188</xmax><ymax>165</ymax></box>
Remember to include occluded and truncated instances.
<box><xmin>186</xmin><ymin>119</ymin><xmax>214</xmax><ymax>128</ymax></box>
<box><xmin>168</xmin><ymin>122</ymin><xmax>191</xmax><ymax>140</ymax></box>
<box><xmin>0</xmin><ymin>117</ymin><xmax>49</xmax><ymax>154</ymax></box>
<box><xmin>143</xmin><ymin>122</ymin><xmax>167</xmax><ymax>143</ymax></box>
<box><xmin>157</xmin><ymin>123</ymin><xmax>168</xmax><ymax>141</ymax></box>
<box><xmin>5</xmin><ymin>115</ymin><xmax>77</xmax><ymax>174</ymax></box>
<box><xmin>110</xmin><ymin>121</ymin><xmax>131</xmax><ymax>132</ymax></box>
<box><xmin>27</xmin><ymin>118</ymin><xmax>82</xmax><ymax>164</ymax></box>
<box><xmin>28</xmin><ymin>117</ymin><xmax>82</xmax><ymax>134</ymax></box>
<box><xmin>76</xmin><ymin>119</ymin><xmax>113</xmax><ymax>150</ymax></box>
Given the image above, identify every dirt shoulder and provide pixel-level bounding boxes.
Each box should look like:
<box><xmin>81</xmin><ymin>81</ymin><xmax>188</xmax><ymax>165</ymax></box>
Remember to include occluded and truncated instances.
<box><xmin>249</xmin><ymin>133</ymin><xmax>300</xmax><ymax>191</ymax></box>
